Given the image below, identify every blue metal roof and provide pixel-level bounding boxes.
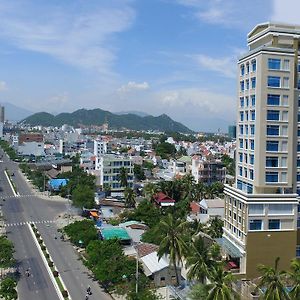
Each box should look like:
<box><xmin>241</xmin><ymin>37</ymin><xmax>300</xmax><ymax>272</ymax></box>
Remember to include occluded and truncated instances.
<box><xmin>48</xmin><ymin>179</ymin><xmax>68</xmax><ymax>190</ymax></box>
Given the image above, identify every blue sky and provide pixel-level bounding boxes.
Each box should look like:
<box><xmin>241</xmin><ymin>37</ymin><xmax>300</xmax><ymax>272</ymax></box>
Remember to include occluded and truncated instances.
<box><xmin>0</xmin><ymin>0</ymin><xmax>298</xmax><ymax>131</ymax></box>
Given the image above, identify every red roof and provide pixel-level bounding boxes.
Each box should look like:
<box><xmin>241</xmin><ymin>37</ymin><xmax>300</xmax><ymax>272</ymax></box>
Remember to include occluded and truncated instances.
<box><xmin>153</xmin><ymin>192</ymin><xmax>175</xmax><ymax>203</ymax></box>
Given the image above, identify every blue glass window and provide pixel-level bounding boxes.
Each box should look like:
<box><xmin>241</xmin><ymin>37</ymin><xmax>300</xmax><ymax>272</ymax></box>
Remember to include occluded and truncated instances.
<box><xmin>246</xmin><ymin>63</ymin><xmax>250</xmax><ymax>73</ymax></box>
<box><xmin>267</xmin><ymin>94</ymin><xmax>280</xmax><ymax>105</ymax></box>
<box><xmin>239</xmin><ymin>167</ymin><xmax>242</xmax><ymax>176</ymax></box>
<box><xmin>239</xmin><ymin>153</ymin><xmax>243</xmax><ymax>162</ymax></box>
<box><xmin>298</xmin><ymin>113</ymin><xmax>300</xmax><ymax>122</ymax></box>
<box><xmin>246</xmin><ymin>96</ymin><xmax>249</xmax><ymax>107</ymax></box>
<box><xmin>245</xmin><ymin>125</ymin><xmax>249</xmax><ymax>135</ymax></box>
<box><xmin>250</xmin><ymin>169</ymin><xmax>254</xmax><ymax>180</ymax></box>
<box><xmin>251</xmin><ymin>77</ymin><xmax>256</xmax><ymax>89</ymax></box>
<box><xmin>267</xmin><ymin>110</ymin><xmax>280</xmax><ymax>121</ymax></box>
<box><xmin>239</xmin><ymin>125</ymin><xmax>243</xmax><ymax>135</ymax></box>
<box><xmin>266</xmin><ymin>157</ymin><xmax>278</xmax><ymax>167</ymax></box>
<box><xmin>249</xmin><ymin>220</ymin><xmax>262</xmax><ymax>231</ymax></box>
<box><xmin>245</xmin><ymin>140</ymin><xmax>248</xmax><ymax>150</ymax></box>
<box><xmin>250</xmin><ymin>125</ymin><xmax>255</xmax><ymax>135</ymax></box>
<box><xmin>251</xmin><ymin>111</ymin><xmax>255</xmax><ymax>120</ymax></box>
<box><xmin>240</xmin><ymin>112</ymin><xmax>244</xmax><ymax>121</ymax></box>
<box><xmin>268</xmin><ymin>76</ymin><xmax>280</xmax><ymax>88</ymax></box>
<box><xmin>239</xmin><ymin>139</ymin><xmax>243</xmax><ymax>149</ymax></box>
<box><xmin>250</xmin><ymin>140</ymin><xmax>254</xmax><ymax>150</ymax></box>
<box><xmin>266</xmin><ymin>141</ymin><xmax>279</xmax><ymax>151</ymax></box>
<box><xmin>250</xmin><ymin>154</ymin><xmax>254</xmax><ymax>165</ymax></box>
<box><xmin>240</xmin><ymin>81</ymin><xmax>244</xmax><ymax>91</ymax></box>
<box><xmin>268</xmin><ymin>58</ymin><xmax>281</xmax><ymax>70</ymax></box>
<box><xmin>297</xmin><ymin>143</ymin><xmax>300</xmax><ymax>152</ymax></box>
<box><xmin>266</xmin><ymin>172</ymin><xmax>278</xmax><ymax>182</ymax></box>
<box><xmin>244</xmin><ymin>154</ymin><xmax>248</xmax><ymax>163</ymax></box>
<box><xmin>240</xmin><ymin>97</ymin><xmax>244</xmax><ymax>107</ymax></box>
<box><xmin>297</xmin><ymin>172</ymin><xmax>300</xmax><ymax>182</ymax></box>
<box><xmin>298</xmin><ymin>128</ymin><xmax>300</xmax><ymax>137</ymax></box>
<box><xmin>240</xmin><ymin>65</ymin><xmax>245</xmax><ymax>76</ymax></box>
<box><xmin>251</xmin><ymin>95</ymin><xmax>256</xmax><ymax>106</ymax></box>
<box><xmin>297</xmin><ymin>246</ymin><xmax>300</xmax><ymax>257</ymax></box>
<box><xmin>269</xmin><ymin>219</ymin><xmax>280</xmax><ymax>230</ymax></box>
<box><xmin>267</xmin><ymin>125</ymin><xmax>279</xmax><ymax>136</ymax></box>
<box><xmin>297</xmin><ymin>158</ymin><xmax>300</xmax><ymax>167</ymax></box>
<box><xmin>252</xmin><ymin>60</ymin><xmax>256</xmax><ymax>72</ymax></box>
<box><xmin>246</xmin><ymin>79</ymin><xmax>249</xmax><ymax>90</ymax></box>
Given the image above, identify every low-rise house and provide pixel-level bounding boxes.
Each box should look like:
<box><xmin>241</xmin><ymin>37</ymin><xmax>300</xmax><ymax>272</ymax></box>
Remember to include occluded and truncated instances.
<box><xmin>140</xmin><ymin>251</ymin><xmax>181</xmax><ymax>287</ymax></box>
<box><xmin>153</xmin><ymin>192</ymin><xmax>175</xmax><ymax>207</ymax></box>
<box><xmin>190</xmin><ymin>198</ymin><xmax>224</xmax><ymax>223</ymax></box>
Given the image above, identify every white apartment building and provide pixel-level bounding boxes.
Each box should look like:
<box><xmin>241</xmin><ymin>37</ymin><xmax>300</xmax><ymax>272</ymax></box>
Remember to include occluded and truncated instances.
<box><xmin>223</xmin><ymin>23</ymin><xmax>300</xmax><ymax>279</ymax></box>
<box><xmin>94</xmin><ymin>139</ymin><xmax>111</xmax><ymax>156</ymax></box>
<box><xmin>99</xmin><ymin>154</ymin><xmax>133</xmax><ymax>193</ymax></box>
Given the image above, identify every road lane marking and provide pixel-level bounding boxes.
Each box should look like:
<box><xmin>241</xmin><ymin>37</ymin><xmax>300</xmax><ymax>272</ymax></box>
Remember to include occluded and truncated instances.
<box><xmin>4</xmin><ymin>170</ymin><xmax>19</xmax><ymax>197</ymax></box>
<box><xmin>4</xmin><ymin>220</ymin><xmax>55</xmax><ymax>227</ymax></box>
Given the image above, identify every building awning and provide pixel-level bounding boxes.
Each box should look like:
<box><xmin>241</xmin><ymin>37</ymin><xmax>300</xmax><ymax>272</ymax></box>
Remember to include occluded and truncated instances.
<box><xmin>90</xmin><ymin>211</ymin><xmax>99</xmax><ymax>218</ymax></box>
<box><xmin>216</xmin><ymin>237</ymin><xmax>243</xmax><ymax>258</ymax></box>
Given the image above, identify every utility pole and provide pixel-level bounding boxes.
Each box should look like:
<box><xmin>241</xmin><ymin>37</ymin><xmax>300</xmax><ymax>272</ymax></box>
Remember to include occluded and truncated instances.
<box><xmin>135</xmin><ymin>244</ymin><xmax>139</xmax><ymax>294</ymax></box>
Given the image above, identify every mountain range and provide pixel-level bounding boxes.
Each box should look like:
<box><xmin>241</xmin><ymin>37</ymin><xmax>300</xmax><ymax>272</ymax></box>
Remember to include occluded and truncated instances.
<box><xmin>21</xmin><ymin>108</ymin><xmax>193</xmax><ymax>133</ymax></box>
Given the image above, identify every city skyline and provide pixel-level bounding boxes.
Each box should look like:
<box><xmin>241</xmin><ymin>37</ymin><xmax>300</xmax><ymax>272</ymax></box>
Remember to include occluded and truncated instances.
<box><xmin>0</xmin><ymin>0</ymin><xmax>298</xmax><ymax>131</ymax></box>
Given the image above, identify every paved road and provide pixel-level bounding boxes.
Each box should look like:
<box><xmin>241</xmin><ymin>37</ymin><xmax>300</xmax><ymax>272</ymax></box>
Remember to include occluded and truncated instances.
<box><xmin>0</xmin><ymin>150</ymin><xmax>112</xmax><ymax>300</ymax></box>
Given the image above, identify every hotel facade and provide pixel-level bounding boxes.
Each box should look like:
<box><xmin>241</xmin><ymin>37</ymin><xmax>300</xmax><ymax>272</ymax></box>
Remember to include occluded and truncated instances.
<box><xmin>224</xmin><ymin>23</ymin><xmax>300</xmax><ymax>278</ymax></box>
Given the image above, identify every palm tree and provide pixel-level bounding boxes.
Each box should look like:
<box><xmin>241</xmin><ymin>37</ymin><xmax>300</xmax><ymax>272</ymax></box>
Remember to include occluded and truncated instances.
<box><xmin>206</xmin><ymin>264</ymin><xmax>239</xmax><ymax>300</ymax></box>
<box><xmin>206</xmin><ymin>217</ymin><xmax>224</xmax><ymax>239</ymax></box>
<box><xmin>181</xmin><ymin>174</ymin><xmax>195</xmax><ymax>200</ymax></box>
<box><xmin>185</xmin><ymin>236</ymin><xmax>216</xmax><ymax>283</ymax></box>
<box><xmin>192</xmin><ymin>182</ymin><xmax>205</xmax><ymax>202</ymax></box>
<box><xmin>288</xmin><ymin>259</ymin><xmax>300</xmax><ymax>300</ymax></box>
<box><xmin>124</xmin><ymin>187</ymin><xmax>136</xmax><ymax>208</ymax></box>
<box><xmin>118</xmin><ymin>167</ymin><xmax>128</xmax><ymax>188</ymax></box>
<box><xmin>204</xmin><ymin>184</ymin><xmax>218</xmax><ymax>199</ymax></box>
<box><xmin>257</xmin><ymin>257</ymin><xmax>290</xmax><ymax>300</ymax></box>
<box><xmin>157</xmin><ymin>214</ymin><xmax>188</xmax><ymax>285</ymax></box>
<box><xmin>143</xmin><ymin>182</ymin><xmax>159</xmax><ymax>201</ymax></box>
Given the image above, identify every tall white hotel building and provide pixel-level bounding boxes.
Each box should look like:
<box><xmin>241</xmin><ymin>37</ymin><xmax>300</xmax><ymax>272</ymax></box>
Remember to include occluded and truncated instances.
<box><xmin>224</xmin><ymin>23</ymin><xmax>300</xmax><ymax>278</ymax></box>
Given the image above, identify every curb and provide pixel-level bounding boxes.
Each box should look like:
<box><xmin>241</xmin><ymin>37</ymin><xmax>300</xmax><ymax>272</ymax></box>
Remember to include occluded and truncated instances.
<box><xmin>4</xmin><ymin>170</ymin><xmax>19</xmax><ymax>197</ymax></box>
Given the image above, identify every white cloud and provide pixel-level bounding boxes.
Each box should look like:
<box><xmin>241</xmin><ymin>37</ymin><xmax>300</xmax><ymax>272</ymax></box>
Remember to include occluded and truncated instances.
<box><xmin>272</xmin><ymin>0</ymin><xmax>300</xmax><ymax>23</ymax></box>
<box><xmin>0</xmin><ymin>81</ymin><xmax>7</xmax><ymax>91</ymax></box>
<box><xmin>176</xmin><ymin>0</ymin><xmax>272</xmax><ymax>27</ymax></box>
<box><xmin>192</xmin><ymin>54</ymin><xmax>236</xmax><ymax>78</ymax></box>
<box><xmin>0</xmin><ymin>1</ymin><xmax>135</xmax><ymax>75</ymax></box>
<box><xmin>156</xmin><ymin>88</ymin><xmax>233</xmax><ymax>115</ymax></box>
<box><xmin>118</xmin><ymin>81</ymin><xmax>150</xmax><ymax>93</ymax></box>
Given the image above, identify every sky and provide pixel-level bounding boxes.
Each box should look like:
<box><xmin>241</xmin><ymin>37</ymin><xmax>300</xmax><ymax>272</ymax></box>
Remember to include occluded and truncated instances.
<box><xmin>0</xmin><ymin>0</ymin><xmax>299</xmax><ymax>132</ymax></box>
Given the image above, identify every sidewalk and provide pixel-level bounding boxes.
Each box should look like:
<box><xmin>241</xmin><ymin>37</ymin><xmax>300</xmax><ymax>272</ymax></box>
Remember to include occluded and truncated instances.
<box><xmin>18</xmin><ymin>170</ymin><xmax>69</xmax><ymax>202</ymax></box>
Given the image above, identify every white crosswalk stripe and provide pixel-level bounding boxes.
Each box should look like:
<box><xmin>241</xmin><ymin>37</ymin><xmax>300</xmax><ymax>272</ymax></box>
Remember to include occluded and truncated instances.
<box><xmin>3</xmin><ymin>220</ymin><xmax>55</xmax><ymax>227</ymax></box>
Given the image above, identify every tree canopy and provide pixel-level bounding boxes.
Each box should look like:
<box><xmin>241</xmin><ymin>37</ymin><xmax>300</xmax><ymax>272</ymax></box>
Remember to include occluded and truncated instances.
<box><xmin>64</xmin><ymin>220</ymin><xmax>98</xmax><ymax>247</ymax></box>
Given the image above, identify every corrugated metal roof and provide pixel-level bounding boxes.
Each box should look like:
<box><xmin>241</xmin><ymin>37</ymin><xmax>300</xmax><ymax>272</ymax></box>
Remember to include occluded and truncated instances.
<box><xmin>101</xmin><ymin>227</ymin><xmax>131</xmax><ymax>241</ymax></box>
<box><xmin>140</xmin><ymin>251</ymin><xmax>169</xmax><ymax>275</ymax></box>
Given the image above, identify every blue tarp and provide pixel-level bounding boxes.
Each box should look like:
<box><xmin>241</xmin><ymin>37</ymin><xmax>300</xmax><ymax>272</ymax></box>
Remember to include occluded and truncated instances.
<box><xmin>48</xmin><ymin>179</ymin><xmax>68</xmax><ymax>191</ymax></box>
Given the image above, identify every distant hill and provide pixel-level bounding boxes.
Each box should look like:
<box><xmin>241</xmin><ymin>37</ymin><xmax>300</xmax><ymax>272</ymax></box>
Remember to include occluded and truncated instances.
<box><xmin>21</xmin><ymin>108</ymin><xmax>193</xmax><ymax>133</ymax></box>
<box><xmin>2</xmin><ymin>102</ymin><xmax>33</xmax><ymax>121</ymax></box>
<box><xmin>115</xmin><ymin>110</ymin><xmax>150</xmax><ymax>117</ymax></box>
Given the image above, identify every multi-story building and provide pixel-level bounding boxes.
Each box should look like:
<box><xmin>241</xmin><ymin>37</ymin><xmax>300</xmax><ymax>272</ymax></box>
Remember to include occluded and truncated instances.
<box><xmin>94</xmin><ymin>139</ymin><xmax>111</xmax><ymax>156</ymax></box>
<box><xmin>223</xmin><ymin>22</ymin><xmax>300</xmax><ymax>279</ymax></box>
<box><xmin>0</xmin><ymin>105</ymin><xmax>5</xmax><ymax>123</ymax></box>
<box><xmin>98</xmin><ymin>154</ymin><xmax>133</xmax><ymax>194</ymax></box>
<box><xmin>192</xmin><ymin>156</ymin><xmax>226</xmax><ymax>185</ymax></box>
